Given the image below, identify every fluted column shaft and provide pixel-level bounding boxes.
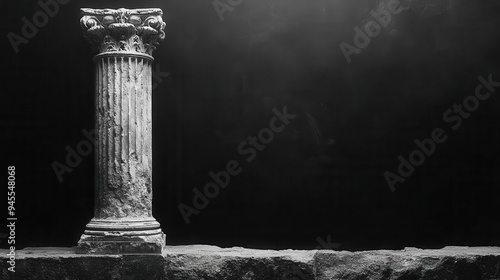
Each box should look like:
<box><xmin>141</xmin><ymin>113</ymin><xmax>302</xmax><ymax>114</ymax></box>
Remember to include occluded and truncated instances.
<box><xmin>95</xmin><ymin>53</ymin><xmax>153</xmax><ymax>219</ymax></box>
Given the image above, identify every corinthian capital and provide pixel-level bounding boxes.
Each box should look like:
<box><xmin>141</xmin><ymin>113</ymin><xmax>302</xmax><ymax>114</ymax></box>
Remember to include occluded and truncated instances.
<box><xmin>80</xmin><ymin>8</ymin><xmax>166</xmax><ymax>56</ymax></box>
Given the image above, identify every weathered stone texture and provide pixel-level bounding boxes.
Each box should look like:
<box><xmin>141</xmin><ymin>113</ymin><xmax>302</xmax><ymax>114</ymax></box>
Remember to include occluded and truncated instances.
<box><xmin>1</xmin><ymin>246</ymin><xmax>499</xmax><ymax>279</ymax></box>
<box><xmin>80</xmin><ymin>8</ymin><xmax>166</xmax><ymax>56</ymax></box>
<box><xmin>95</xmin><ymin>54</ymin><xmax>153</xmax><ymax>219</ymax></box>
<box><xmin>315</xmin><ymin>247</ymin><xmax>500</xmax><ymax>280</ymax></box>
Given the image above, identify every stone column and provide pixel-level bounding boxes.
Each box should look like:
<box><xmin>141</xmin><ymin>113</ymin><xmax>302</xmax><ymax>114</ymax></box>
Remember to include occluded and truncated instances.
<box><xmin>77</xmin><ymin>8</ymin><xmax>166</xmax><ymax>254</ymax></box>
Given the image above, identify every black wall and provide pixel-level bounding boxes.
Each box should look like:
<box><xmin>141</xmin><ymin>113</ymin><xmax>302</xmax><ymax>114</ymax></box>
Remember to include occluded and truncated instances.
<box><xmin>1</xmin><ymin>0</ymin><xmax>500</xmax><ymax>251</ymax></box>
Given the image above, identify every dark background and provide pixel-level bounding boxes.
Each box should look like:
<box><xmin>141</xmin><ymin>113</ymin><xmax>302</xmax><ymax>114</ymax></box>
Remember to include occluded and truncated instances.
<box><xmin>1</xmin><ymin>0</ymin><xmax>500</xmax><ymax>251</ymax></box>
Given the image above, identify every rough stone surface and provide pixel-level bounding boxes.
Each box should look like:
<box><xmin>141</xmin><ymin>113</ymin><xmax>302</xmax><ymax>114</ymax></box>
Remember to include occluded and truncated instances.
<box><xmin>77</xmin><ymin>232</ymin><xmax>166</xmax><ymax>254</ymax></box>
<box><xmin>315</xmin><ymin>247</ymin><xmax>500</xmax><ymax>280</ymax></box>
<box><xmin>1</xmin><ymin>246</ymin><xmax>499</xmax><ymax>279</ymax></box>
<box><xmin>93</xmin><ymin>54</ymin><xmax>154</xmax><ymax>219</ymax></box>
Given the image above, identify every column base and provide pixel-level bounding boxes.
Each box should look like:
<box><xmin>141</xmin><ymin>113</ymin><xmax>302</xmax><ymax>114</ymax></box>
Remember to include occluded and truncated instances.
<box><xmin>77</xmin><ymin>218</ymin><xmax>166</xmax><ymax>254</ymax></box>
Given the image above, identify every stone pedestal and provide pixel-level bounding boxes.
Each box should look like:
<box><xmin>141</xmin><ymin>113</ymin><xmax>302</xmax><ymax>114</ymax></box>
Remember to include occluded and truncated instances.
<box><xmin>77</xmin><ymin>8</ymin><xmax>166</xmax><ymax>254</ymax></box>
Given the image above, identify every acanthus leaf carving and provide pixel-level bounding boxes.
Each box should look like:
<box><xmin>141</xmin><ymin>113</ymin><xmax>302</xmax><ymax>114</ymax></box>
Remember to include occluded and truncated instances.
<box><xmin>80</xmin><ymin>8</ymin><xmax>166</xmax><ymax>56</ymax></box>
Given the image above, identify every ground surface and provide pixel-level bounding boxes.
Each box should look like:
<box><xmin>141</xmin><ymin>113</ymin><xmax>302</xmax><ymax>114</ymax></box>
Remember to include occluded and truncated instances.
<box><xmin>1</xmin><ymin>246</ymin><xmax>499</xmax><ymax>279</ymax></box>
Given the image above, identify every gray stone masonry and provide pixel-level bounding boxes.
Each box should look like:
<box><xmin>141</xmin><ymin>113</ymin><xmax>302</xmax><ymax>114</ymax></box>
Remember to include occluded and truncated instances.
<box><xmin>1</xmin><ymin>246</ymin><xmax>500</xmax><ymax>279</ymax></box>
